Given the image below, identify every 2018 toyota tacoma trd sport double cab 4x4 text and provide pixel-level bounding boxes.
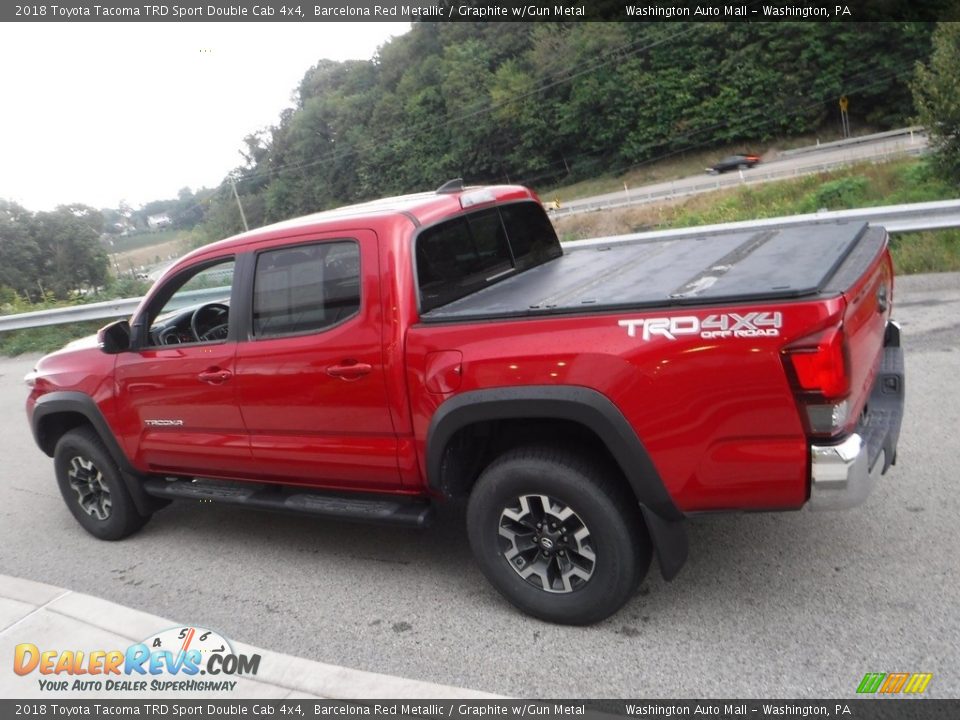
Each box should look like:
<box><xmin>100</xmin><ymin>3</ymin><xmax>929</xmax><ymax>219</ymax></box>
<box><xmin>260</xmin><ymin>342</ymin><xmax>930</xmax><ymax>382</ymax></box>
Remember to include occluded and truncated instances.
<box><xmin>25</xmin><ymin>181</ymin><xmax>905</xmax><ymax>625</ymax></box>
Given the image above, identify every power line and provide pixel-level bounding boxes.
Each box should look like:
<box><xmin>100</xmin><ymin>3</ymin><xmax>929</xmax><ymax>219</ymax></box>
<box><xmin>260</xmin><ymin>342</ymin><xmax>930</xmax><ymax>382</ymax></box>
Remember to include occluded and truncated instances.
<box><xmin>163</xmin><ymin>24</ymin><xmax>703</xmax><ymax>223</ymax></box>
<box><xmin>234</xmin><ymin>26</ymin><xmax>924</xmax><ymax>198</ymax></box>
<box><xmin>176</xmin><ymin>25</ymin><xmax>928</xmax><ymax>229</ymax></box>
<box><xmin>229</xmin><ymin>25</ymin><xmax>701</xmax><ymax>189</ymax></box>
<box><xmin>526</xmin><ymin>62</ymin><xmax>922</xmax><ymax>189</ymax></box>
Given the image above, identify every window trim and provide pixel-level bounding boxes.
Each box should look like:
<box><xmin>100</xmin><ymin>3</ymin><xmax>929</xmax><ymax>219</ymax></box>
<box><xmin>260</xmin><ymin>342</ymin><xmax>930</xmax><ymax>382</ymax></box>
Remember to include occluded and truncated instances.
<box><xmin>247</xmin><ymin>238</ymin><xmax>362</xmax><ymax>342</ymax></box>
<box><xmin>133</xmin><ymin>255</ymin><xmax>238</xmax><ymax>351</ymax></box>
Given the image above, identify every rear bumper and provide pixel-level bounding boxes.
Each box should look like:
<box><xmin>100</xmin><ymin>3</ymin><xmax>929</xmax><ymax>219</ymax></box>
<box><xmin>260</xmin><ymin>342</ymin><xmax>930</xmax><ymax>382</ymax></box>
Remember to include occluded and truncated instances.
<box><xmin>808</xmin><ymin>322</ymin><xmax>905</xmax><ymax>511</ymax></box>
<box><xmin>808</xmin><ymin>434</ymin><xmax>884</xmax><ymax>511</ymax></box>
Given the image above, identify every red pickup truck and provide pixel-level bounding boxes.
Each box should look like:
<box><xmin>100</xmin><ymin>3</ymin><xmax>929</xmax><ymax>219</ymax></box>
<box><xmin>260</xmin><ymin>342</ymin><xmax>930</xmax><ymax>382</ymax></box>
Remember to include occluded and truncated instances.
<box><xmin>25</xmin><ymin>182</ymin><xmax>904</xmax><ymax>625</ymax></box>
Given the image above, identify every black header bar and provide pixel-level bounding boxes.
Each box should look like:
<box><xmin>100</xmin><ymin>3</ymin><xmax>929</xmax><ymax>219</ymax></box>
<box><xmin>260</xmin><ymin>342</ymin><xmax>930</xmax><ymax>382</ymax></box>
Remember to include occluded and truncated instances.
<box><xmin>3</xmin><ymin>0</ymin><xmax>957</xmax><ymax>22</ymax></box>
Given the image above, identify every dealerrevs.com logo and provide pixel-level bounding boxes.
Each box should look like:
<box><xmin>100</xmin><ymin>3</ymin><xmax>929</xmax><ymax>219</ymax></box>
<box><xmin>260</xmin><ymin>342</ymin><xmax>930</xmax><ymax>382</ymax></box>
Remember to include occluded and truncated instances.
<box><xmin>13</xmin><ymin>626</ymin><xmax>260</xmax><ymax>693</ymax></box>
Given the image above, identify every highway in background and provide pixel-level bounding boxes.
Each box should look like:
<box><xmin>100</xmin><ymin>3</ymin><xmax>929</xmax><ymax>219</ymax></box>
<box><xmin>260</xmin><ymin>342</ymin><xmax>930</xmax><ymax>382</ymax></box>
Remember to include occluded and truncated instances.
<box><xmin>555</xmin><ymin>128</ymin><xmax>929</xmax><ymax>217</ymax></box>
<box><xmin>0</xmin><ymin>271</ymin><xmax>957</xmax><ymax>697</ymax></box>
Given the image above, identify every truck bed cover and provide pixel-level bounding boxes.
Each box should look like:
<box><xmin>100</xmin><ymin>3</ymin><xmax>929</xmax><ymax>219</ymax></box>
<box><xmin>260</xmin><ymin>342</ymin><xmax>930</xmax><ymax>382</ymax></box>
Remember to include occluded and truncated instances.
<box><xmin>420</xmin><ymin>221</ymin><xmax>873</xmax><ymax>322</ymax></box>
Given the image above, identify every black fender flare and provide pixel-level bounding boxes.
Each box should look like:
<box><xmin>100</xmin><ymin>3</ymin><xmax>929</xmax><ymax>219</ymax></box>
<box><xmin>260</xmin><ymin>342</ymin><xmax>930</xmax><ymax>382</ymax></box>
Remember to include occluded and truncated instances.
<box><xmin>31</xmin><ymin>391</ymin><xmax>161</xmax><ymax>516</ymax></box>
<box><xmin>426</xmin><ymin>386</ymin><xmax>687</xmax><ymax>580</ymax></box>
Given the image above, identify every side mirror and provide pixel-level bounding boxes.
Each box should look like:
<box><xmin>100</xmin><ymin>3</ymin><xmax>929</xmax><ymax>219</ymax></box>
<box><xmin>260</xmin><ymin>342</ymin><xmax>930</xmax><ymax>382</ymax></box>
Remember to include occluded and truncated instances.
<box><xmin>97</xmin><ymin>319</ymin><xmax>131</xmax><ymax>354</ymax></box>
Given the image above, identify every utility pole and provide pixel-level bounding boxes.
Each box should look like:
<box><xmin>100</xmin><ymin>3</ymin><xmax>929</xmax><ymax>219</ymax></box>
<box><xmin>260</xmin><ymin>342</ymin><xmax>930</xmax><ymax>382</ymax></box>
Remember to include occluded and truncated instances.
<box><xmin>229</xmin><ymin>177</ymin><xmax>249</xmax><ymax>232</ymax></box>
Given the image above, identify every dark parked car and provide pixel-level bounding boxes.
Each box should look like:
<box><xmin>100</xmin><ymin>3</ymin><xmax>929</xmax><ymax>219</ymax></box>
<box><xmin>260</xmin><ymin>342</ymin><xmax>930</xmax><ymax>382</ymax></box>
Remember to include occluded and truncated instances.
<box><xmin>707</xmin><ymin>154</ymin><xmax>761</xmax><ymax>174</ymax></box>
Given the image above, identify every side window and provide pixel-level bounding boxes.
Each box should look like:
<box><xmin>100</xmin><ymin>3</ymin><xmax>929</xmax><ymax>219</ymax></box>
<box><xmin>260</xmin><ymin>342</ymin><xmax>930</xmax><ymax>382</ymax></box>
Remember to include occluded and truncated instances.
<box><xmin>500</xmin><ymin>202</ymin><xmax>562</xmax><ymax>270</ymax></box>
<box><xmin>146</xmin><ymin>258</ymin><xmax>235</xmax><ymax>346</ymax></box>
<box><xmin>253</xmin><ymin>240</ymin><xmax>360</xmax><ymax>338</ymax></box>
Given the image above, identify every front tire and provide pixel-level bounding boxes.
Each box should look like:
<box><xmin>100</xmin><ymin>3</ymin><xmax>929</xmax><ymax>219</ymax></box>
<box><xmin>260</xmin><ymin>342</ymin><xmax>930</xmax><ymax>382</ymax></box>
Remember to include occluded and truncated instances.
<box><xmin>467</xmin><ymin>447</ymin><xmax>651</xmax><ymax>625</ymax></box>
<box><xmin>54</xmin><ymin>427</ymin><xmax>150</xmax><ymax>541</ymax></box>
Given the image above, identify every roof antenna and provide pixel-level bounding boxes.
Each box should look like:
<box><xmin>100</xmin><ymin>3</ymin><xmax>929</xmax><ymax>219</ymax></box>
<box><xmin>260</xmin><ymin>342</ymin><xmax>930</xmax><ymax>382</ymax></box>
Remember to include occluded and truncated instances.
<box><xmin>436</xmin><ymin>178</ymin><xmax>464</xmax><ymax>194</ymax></box>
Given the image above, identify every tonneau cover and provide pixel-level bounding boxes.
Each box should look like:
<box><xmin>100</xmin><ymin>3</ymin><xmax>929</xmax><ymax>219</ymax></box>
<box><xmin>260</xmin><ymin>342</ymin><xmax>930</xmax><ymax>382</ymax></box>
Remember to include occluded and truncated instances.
<box><xmin>420</xmin><ymin>221</ymin><xmax>871</xmax><ymax>322</ymax></box>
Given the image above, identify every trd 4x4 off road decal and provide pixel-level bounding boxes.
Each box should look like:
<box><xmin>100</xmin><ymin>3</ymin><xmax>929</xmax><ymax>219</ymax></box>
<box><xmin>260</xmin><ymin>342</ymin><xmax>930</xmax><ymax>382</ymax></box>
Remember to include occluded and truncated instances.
<box><xmin>618</xmin><ymin>312</ymin><xmax>782</xmax><ymax>341</ymax></box>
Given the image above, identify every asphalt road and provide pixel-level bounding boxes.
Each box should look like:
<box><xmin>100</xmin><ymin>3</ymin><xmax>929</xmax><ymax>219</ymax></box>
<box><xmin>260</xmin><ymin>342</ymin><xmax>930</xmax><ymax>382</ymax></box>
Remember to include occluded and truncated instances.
<box><xmin>1</xmin><ymin>272</ymin><xmax>958</xmax><ymax>698</ymax></box>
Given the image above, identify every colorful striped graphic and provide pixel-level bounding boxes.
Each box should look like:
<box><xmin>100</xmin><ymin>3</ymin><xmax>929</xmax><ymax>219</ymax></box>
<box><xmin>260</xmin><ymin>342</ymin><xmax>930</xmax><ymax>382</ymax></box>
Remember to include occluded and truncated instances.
<box><xmin>903</xmin><ymin>673</ymin><xmax>934</xmax><ymax>694</ymax></box>
<box><xmin>857</xmin><ymin>672</ymin><xmax>933</xmax><ymax>694</ymax></box>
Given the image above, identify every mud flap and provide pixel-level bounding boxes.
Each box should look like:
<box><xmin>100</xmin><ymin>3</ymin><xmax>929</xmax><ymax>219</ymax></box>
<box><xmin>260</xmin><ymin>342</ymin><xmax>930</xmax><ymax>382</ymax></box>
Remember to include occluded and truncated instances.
<box><xmin>640</xmin><ymin>506</ymin><xmax>688</xmax><ymax>581</ymax></box>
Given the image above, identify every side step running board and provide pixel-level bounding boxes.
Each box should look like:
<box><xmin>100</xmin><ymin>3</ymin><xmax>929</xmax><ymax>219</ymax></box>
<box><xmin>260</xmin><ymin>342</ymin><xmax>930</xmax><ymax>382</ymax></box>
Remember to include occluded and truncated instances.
<box><xmin>141</xmin><ymin>478</ymin><xmax>434</xmax><ymax>528</ymax></box>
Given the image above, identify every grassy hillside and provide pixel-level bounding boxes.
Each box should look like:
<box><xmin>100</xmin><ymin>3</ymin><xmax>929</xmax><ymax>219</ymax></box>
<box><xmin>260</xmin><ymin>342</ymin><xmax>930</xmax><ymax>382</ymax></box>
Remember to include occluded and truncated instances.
<box><xmin>542</xmin><ymin>130</ymin><xmax>868</xmax><ymax>204</ymax></box>
<box><xmin>551</xmin><ymin>158</ymin><xmax>960</xmax><ymax>275</ymax></box>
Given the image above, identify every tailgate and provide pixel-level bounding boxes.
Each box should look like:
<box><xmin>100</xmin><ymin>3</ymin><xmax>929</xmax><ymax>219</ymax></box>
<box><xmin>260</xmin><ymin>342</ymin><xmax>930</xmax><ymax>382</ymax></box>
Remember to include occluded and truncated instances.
<box><xmin>839</xmin><ymin>230</ymin><xmax>896</xmax><ymax>435</ymax></box>
<box><xmin>804</xmin><ymin>228</ymin><xmax>905</xmax><ymax>510</ymax></box>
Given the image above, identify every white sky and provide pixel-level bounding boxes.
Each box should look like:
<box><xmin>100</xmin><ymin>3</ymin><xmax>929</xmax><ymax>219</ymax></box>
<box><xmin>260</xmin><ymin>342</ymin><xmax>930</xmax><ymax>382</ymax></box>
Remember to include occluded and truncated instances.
<box><xmin>0</xmin><ymin>22</ymin><xmax>410</xmax><ymax>212</ymax></box>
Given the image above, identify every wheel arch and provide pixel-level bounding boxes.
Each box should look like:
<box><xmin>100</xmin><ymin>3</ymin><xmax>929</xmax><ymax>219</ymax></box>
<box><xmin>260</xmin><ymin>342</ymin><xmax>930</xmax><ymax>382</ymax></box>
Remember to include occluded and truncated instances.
<box><xmin>33</xmin><ymin>392</ymin><xmax>124</xmax><ymax>460</ymax></box>
<box><xmin>426</xmin><ymin>386</ymin><xmax>688</xmax><ymax>580</ymax></box>
<box><xmin>31</xmin><ymin>391</ymin><xmax>159</xmax><ymax>516</ymax></box>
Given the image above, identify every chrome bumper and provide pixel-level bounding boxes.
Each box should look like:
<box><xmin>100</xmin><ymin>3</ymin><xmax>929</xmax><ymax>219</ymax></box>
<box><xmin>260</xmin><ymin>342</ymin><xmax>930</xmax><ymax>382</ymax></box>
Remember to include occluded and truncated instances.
<box><xmin>808</xmin><ymin>435</ymin><xmax>886</xmax><ymax>511</ymax></box>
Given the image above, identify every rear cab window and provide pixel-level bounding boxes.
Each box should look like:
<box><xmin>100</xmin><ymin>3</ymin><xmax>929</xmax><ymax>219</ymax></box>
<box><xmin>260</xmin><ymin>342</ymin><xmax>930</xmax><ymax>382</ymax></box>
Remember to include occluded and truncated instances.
<box><xmin>415</xmin><ymin>201</ymin><xmax>561</xmax><ymax>313</ymax></box>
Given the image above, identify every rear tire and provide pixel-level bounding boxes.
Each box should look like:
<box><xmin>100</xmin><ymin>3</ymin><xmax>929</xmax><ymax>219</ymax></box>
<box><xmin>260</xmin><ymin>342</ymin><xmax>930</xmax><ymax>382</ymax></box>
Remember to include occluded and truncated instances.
<box><xmin>467</xmin><ymin>446</ymin><xmax>651</xmax><ymax>625</ymax></box>
<box><xmin>54</xmin><ymin>427</ymin><xmax>150</xmax><ymax>541</ymax></box>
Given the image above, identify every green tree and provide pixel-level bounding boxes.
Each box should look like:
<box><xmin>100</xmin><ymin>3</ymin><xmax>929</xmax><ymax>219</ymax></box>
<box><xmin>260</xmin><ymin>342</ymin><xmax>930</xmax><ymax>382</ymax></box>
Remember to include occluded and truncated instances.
<box><xmin>913</xmin><ymin>22</ymin><xmax>960</xmax><ymax>183</ymax></box>
<box><xmin>0</xmin><ymin>201</ymin><xmax>109</xmax><ymax>301</ymax></box>
<box><xmin>187</xmin><ymin>21</ymin><xmax>936</xmax><ymax>232</ymax></box>
<box><xmin>0</xmin><ymin>200</ymin><xmax>42</xmax><ymax>301</ymax></box>
<box><xmin>32</xmin><ymin>206</ymin><xmax>109</xmax><ymax>299</ymax></box>
<box><xmin>172</xmin><ymin>187</ymin><xmax>204</xmax><ymax>229</ymax></box>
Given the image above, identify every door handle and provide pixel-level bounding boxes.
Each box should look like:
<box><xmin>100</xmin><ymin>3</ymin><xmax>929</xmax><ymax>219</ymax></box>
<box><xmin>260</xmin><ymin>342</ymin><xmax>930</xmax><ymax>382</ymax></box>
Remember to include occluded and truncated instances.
<box><xmin>198</xmin><ymin>368</ymin><xmax>233</xmax><ymax>384</ymax></box>
<box><xmin>326</xmin><ymin>362</ymin><xmax>372</xmax><ymax>380</ymax></box>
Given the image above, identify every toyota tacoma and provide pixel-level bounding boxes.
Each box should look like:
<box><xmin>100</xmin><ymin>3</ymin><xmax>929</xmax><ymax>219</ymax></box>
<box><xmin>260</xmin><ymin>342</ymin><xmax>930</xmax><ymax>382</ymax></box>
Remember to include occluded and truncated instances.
<box><xmin>25</xmin><ymin>181</ymin><xmax>904</xmax><ymax>625</ymax></box>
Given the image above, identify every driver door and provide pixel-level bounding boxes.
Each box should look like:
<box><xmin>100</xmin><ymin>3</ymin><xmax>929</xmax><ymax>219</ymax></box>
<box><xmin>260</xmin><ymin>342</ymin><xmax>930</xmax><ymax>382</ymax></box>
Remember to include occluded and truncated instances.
<box><xmin>114</xmin><ymin>255</ymin><xmax>253</xmax><ymax>477</ymax></box>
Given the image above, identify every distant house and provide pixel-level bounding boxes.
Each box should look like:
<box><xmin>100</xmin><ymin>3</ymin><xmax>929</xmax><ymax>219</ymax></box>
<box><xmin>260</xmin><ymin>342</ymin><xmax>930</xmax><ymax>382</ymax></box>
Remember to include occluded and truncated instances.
<box><xmin>147</xmin><ymin>213</ymin><xmax>172</xmax><ymax>230</ymax></box>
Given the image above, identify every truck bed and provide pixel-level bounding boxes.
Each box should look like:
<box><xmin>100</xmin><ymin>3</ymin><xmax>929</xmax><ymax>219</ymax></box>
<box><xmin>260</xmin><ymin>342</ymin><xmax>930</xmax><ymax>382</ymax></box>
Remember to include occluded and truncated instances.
<box><xmin>420</xmin><ymin>221</ymin><xmax>876</xmax><ymax>322</ymax></box>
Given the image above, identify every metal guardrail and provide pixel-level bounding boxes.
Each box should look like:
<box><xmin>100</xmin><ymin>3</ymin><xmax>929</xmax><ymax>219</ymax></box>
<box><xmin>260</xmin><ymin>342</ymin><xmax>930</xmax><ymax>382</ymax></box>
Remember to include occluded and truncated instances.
<box><xmin>565</xmin><ymin>199</ymin><xmax>960</xmax><ymax>249</ymax></box>
<box><xmin>0</xmin><ymin>286</ymin><xmax>230</xmax><ymax>333</ymax></box>
<box><xmin>550</xmin><ymin>145</ymin><xmax>927</xmax><ymax>218</ymax></box>
<box><xmin>1</xmin><ymin>198</ymin><xmax>959</xmax><ymax>334</ymax></box>
<box><xmin>777</xmin><ymin>126</ymin><xmax>925</xmax><ymax>157</ymax></box>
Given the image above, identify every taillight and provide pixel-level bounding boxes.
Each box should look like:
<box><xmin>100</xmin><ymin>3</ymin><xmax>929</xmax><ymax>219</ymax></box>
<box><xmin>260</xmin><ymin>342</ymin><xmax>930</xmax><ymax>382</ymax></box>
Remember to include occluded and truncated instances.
<box><xmin>785</xmin><ymin>327</ymin><xmax>849</xmax><ymax>398</ymax></box>
<box><xmin>782</xmin><ymin>326</ymin><xmax>851</xmax><ymax>437</ymax></box>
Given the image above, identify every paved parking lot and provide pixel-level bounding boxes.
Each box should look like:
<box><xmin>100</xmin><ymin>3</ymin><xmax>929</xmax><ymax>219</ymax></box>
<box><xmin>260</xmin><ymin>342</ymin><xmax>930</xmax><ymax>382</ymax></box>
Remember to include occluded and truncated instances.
<box><xmin>1</xmin><ymin>272</ymin><xmax>957</xmax><ymax>698</ymax></box>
